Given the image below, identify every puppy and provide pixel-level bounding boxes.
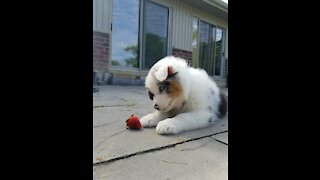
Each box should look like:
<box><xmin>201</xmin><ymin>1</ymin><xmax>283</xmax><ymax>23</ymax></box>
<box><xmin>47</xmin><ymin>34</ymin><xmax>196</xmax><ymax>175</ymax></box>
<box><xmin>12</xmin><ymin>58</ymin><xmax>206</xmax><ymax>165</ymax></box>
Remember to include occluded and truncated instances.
<box><xmin>140</xmin><ymin>56</ymin><xmax>227</xmax><ymax>134</ymax></box>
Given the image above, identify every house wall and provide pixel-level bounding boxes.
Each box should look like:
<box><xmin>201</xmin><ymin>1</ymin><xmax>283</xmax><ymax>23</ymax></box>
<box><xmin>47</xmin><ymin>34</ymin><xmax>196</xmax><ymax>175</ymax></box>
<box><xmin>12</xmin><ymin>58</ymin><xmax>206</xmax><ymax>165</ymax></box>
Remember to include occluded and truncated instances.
<box><xmin>152</xmin><ymin>0</ymin><xmax>227</xmax><ymax>52</ymax></box>
<box><xmin>153</xmin><ymin>0</ymin><xmax>228</xmax><ymax>78</ymax></box>
<box><xmin>93</xmin><ymin>0</ymin><xmax>112</xmax><ymax>72</ymax></box>
<box><xmin>93</xmin><ymin>0</ymin><xmax>112</xmax><ymax>34</ymax></box>
<box><xmin>93</xmin><ymin>0</ymin><xmax>228</xmax><ymax>80</ymax></box>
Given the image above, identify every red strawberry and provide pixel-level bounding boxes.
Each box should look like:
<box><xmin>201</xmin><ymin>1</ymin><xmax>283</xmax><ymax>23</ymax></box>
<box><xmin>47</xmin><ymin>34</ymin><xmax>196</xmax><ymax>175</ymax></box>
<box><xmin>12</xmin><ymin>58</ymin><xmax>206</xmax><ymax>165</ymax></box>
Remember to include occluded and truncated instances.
<box><xmin>126</xmin><ymin>115</ymin><xmax>141</xmax><ymax>130</ymax></box>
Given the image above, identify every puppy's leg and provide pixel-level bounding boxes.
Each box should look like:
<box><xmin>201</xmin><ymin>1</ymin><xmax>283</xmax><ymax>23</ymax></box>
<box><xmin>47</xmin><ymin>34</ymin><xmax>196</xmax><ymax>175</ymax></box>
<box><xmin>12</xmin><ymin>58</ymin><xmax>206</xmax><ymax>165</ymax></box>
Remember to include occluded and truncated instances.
<box><xmin>140</xmin><ymin>111</ymin><xmax>169</xmax><ymax>128</ymax></box>
<box><xmin>156</xmin><ymin>111</ymin><xmax>213</xmax><ymax>134</ymax></box>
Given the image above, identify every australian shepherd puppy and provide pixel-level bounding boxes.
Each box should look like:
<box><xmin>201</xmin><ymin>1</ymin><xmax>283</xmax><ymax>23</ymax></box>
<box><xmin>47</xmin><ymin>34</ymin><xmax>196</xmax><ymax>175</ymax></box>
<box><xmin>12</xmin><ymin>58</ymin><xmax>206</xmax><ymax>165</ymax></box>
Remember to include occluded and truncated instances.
<box><xmin>140</xmin><ymin>56</ymin><xmax>227</xmax><ymax>135</ymax></box>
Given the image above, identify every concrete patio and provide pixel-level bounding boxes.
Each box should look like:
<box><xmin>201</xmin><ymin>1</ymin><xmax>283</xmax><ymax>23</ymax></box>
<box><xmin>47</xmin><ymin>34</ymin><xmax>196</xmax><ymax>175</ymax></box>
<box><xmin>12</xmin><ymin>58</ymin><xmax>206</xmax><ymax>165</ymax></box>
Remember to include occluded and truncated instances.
<box><xmin>93</xmin><ymin>85</ymin><xmax>228</xmax><ymax>180</ymax></box>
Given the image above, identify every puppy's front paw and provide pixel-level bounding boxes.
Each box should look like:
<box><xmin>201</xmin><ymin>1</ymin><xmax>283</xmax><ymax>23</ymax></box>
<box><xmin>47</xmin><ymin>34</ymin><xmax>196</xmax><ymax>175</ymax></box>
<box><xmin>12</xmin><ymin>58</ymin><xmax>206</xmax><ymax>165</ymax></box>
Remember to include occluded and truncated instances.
<box><xmin>156</xmin><ymin>119</ymin><xmax>179</xmax><ymax>135</ymax></box>
<box><xmin>140</xmin><ymin>114</ymin><xmax>159</xmax><ymax>128</ymax></box>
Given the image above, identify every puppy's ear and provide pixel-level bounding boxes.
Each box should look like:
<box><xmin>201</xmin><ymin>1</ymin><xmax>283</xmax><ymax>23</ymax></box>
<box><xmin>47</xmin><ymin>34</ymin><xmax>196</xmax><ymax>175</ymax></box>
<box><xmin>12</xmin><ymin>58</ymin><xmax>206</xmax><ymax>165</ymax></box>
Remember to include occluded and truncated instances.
<box><xmin>167</xmin><ymin>66</ymin><xmax>178</xmax><ymax>80</ymax></box>
<box><xmin>154</xmin><ymin>65</ymin><xmax>178</xmax><ymax>82</ymax></box>
<box><xmin>168</xmin><ymin>66</ymin><xmax>173</xmax><ymax>76</ymax></box>
<box><xmin>154</xmin><ymin>65</ymin><xmax>169</xmax><ymax>82</ymax></box>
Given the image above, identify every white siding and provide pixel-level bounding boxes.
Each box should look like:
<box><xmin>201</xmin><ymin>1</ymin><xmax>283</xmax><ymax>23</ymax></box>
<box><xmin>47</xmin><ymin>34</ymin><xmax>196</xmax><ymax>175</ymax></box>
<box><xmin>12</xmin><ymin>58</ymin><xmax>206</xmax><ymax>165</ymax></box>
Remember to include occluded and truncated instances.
<box><xmin>152</xmin><ymin>0</ymin><xmax>228</xmax><ymax>51</ymax></box>
<box><xmin>93</xmin><ymin>0</ymin><xmax>112</xmax><ymax>33</ymax></box>
<box><xmin>93</xmin><ymin>0</ymin><xmax>227</xmax><ymax>52</ymax></box>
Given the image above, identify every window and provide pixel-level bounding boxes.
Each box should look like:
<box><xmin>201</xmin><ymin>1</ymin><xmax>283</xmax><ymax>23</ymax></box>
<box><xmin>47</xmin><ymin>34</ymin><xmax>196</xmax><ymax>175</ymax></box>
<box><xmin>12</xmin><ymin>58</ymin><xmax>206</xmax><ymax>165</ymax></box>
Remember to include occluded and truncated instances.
<box><xmin>214</xmin><ymin>28</ymin><xmax>225</xmax><ymax>76</ymax></box>
<box><xmin>111</xmin><ymin>0</ymin><xmax>140</xmax><ymax>68</ymax></box>
<box><xmin>143</xmin><ymin>1</ymin><xmax>169</xmax><ymax>69</ymax></box>
<box><xmin>111</xmin><ymin>0</ymin><xmax>169</xmax><ymax>70</ymax></box>
<box><xmin>198</xmin><ymin>21</ymin><xmax>212</xmax><ymax>75</ymax></box>
<box><xmin>192</xmin><ymin>18</ymin><xmax>226</xmax><ymax>78</ymax></box>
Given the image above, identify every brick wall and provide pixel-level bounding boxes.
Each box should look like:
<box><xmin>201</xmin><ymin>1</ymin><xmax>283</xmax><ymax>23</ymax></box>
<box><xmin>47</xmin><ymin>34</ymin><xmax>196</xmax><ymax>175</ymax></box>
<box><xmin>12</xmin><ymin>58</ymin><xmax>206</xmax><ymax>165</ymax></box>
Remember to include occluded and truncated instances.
<box><xmin>93</xmin><ymin>31</ymin><xmax>109</xmax><ymax>72</ymax></box>
<box><xmin>172</xmin><ymin>48</ymin><xmax>192</xmax><ymax>66</ymax></box>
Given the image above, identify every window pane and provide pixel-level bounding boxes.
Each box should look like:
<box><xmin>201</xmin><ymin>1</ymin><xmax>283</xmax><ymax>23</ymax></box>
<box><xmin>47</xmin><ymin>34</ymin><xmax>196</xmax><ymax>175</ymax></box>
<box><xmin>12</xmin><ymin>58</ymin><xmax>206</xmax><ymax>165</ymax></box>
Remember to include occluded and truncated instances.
<box><xmin>192</xmin><ymin>17</ymin><xmax>199</xmax><ymax>67</ymax></box>
<box><xmin>215</xmin><ymin>28</ymin><xmax>224</xmax><ymax>76</ymax></box>
<box><xmin>144</xmin><ymin>1</ymin><xmax>168</xmax><ymax>69</ymax></box>
<box><xmin>111</xmin><ymin>0</ymin><xmax>140</xmax><ymax>68</ymax></box>
<box><xmin>198</xmin><ymin>21</ymin><xmax>212</xmax><ymax>75</ymax></box>
<box><xmin>210</xmin><ymin>25</ymin><xmax>216</xmax><ymax>75</ymax></box>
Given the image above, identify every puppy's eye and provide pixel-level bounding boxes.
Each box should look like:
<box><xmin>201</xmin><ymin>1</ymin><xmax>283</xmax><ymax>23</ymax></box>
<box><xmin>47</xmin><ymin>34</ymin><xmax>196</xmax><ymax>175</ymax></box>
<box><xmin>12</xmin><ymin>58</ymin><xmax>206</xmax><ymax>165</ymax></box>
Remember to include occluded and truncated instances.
<box><xmin>148</xmin><ymin>91</ymin><xmax>154</xmax><ymax>100</ymax></box>
<box><xmin>159</xmin><ymin>85</ymin><xmax>166</xmax><ymax>92</ymax></box>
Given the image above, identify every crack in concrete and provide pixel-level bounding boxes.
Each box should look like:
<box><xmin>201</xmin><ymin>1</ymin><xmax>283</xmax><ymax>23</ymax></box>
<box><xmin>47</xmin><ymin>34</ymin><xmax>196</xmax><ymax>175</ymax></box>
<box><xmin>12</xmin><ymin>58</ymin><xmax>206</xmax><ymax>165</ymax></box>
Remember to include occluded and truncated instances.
<box><xmin>93</xmin><ymin>105</ymin><xmax>124</xmax><ymax>108</ymax></box>
<box><xmin>132</xmin><ymin>90</ymin><xmax>148</xmax><ymax>95</ymax></box>
<box><xmin>179</xmin><ymin>139</ymin><xmax>213</xmax><ymax>151</ymax></box>
<box><xmin>93</xmin><ymin>120</ymin><xmax>119</xmax><ymax>128</ymax></box>
<box><xmin>94</xmin><ymin>129</ymin><xmax>127</xmax><ymax>152</ymax></box>
<box><xmin>93</xmin><ymin>102</ymin><xmax>137</xmax><ymax>109</ymax></box>
<box><xmin>119</xmin><ymin>97</ymin><xmax>129</xmax><ymax>102</ymax></box>
<box><xmin>210</xmin><ymin>137</ymin><xmax>228</xmax><ymax>145</ymax></box>
<box><xmin>93</xmin><ymin>130</ymin><xmax>228</xmax><ymax>167</ymax></box>
<box><xmin>160</xmin><ymin>159</ymin><xmax>189</xmax><ymax>165</ymax></box>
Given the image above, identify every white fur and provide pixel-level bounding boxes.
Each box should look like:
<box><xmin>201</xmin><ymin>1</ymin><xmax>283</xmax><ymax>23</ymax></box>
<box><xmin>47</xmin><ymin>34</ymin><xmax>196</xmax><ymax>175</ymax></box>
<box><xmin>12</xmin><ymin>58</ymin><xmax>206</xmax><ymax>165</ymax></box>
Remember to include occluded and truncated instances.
<box><xmin>141</xmin><ymin>56</ymin><xmax>226</xmax><ymax>135</ymax></box>
<box><xmin>154</xmin><ymin>65</ymin><xmax>168</xmax><ymax>82</ymax></box>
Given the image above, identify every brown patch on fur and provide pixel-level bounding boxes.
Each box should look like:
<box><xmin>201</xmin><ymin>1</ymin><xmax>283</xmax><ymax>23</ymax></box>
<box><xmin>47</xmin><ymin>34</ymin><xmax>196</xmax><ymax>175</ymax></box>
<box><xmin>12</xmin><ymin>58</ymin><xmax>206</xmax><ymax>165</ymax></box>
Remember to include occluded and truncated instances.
<box><xmin>168</xmin><ymin>79</ymin><xmax>183</xmax><ymax>98</ymax></box>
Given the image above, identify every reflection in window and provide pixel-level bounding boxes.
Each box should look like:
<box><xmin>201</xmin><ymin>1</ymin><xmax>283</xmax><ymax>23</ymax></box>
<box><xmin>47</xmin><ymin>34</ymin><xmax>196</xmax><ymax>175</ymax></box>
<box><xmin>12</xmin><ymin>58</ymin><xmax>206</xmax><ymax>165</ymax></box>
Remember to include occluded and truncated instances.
<box><xmin>192</xmin><ymin>19</ymin><xmax>226</xmax><ymax>77</ymax></box>
<box><xmin>111</xmin><ymin>0</ymin><xmax>140</xmax><ymax>68</ymax></box>
<box><xmin>198</xmin><ymin>21</ymin><xmax>212</xmax><ymax>75</ymax></box>
<box><xmin>215</xmin><ymin>28</ymin><xmax>224</xmax><ymax>76</ymax></box>
<box><xmin>192</xmin><ymin>17</ymin><xmax>199</xmax><ymax>67</ymax></box>
<box><xmin>143</xmin><ymin>1</ymin><xmax>168</xmax><ymax>69</ymax></box>
<box><xmin>210</xmin><ymin>26</ymin><xmax>216</xmax><ymax>75</ymax></box>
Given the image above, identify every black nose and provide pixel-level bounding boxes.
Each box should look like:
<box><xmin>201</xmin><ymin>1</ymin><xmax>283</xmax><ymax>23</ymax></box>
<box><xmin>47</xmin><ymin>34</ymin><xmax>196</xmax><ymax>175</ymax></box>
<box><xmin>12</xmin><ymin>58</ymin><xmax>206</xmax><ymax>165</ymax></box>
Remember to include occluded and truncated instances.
<box><xmin>154</xmin><ymin>104</ymin><xmax>160</xmax><ymax>110</ymax></box>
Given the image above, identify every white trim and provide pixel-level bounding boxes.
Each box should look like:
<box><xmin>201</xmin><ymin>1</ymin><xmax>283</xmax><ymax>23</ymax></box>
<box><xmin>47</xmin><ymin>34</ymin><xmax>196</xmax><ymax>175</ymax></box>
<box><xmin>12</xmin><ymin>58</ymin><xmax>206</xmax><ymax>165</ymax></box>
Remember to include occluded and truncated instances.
<box><xmin>109</xmin><ymin>68</ymin><xmax>149</xmax><ymax>77</ymax></box>
<box><xmin>139</xmin><ymin>0</ymin><xmax>144</xmax><ymax>70</ymax></box>
<box><xmin>203</xmin><ymin>0</ymin><xmax>228</xmax><ymax>12</ymax></box>
<box><xmin>192</xmin><ymin>16</ymin><xmax>200</xmax><ymax>68</ymax></box>
<box><xmin>167</xmin><ymin>6</ymin><xmax>173</xmax><ymax>56</ymax></box>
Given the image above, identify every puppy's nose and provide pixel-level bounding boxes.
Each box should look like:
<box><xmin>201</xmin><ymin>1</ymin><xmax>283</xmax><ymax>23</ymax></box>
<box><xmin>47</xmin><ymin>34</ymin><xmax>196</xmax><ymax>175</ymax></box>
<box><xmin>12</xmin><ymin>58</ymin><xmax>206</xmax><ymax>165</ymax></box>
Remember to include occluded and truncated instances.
<box><xmin>154</xmin><ymin>104</ymin><xmax>160</xmax><ymax>110</ymax></box>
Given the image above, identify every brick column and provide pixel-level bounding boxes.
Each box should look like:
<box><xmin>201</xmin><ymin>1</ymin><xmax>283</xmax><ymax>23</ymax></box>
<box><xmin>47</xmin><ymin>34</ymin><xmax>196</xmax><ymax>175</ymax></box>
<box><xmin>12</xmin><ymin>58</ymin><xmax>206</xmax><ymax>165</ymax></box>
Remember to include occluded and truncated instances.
<box><xmin>93</xmin><ymin>31</ymin><xmax>109</xmax><ymax>72</ymax></box>
<box><xmin>172</xmin><ymin>48</ymin><xmax>192</xmax><ymax>66</ymax></box>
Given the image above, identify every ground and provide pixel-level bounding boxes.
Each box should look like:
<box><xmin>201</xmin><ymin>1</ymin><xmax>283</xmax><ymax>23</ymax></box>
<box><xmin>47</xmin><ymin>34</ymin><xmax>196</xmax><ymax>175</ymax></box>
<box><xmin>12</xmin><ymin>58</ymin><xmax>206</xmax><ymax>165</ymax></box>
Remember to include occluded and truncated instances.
<box><xmin>93</xmin><ymin>85</ymin><xmax>228</xmax><ymax>180</ymax></box>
